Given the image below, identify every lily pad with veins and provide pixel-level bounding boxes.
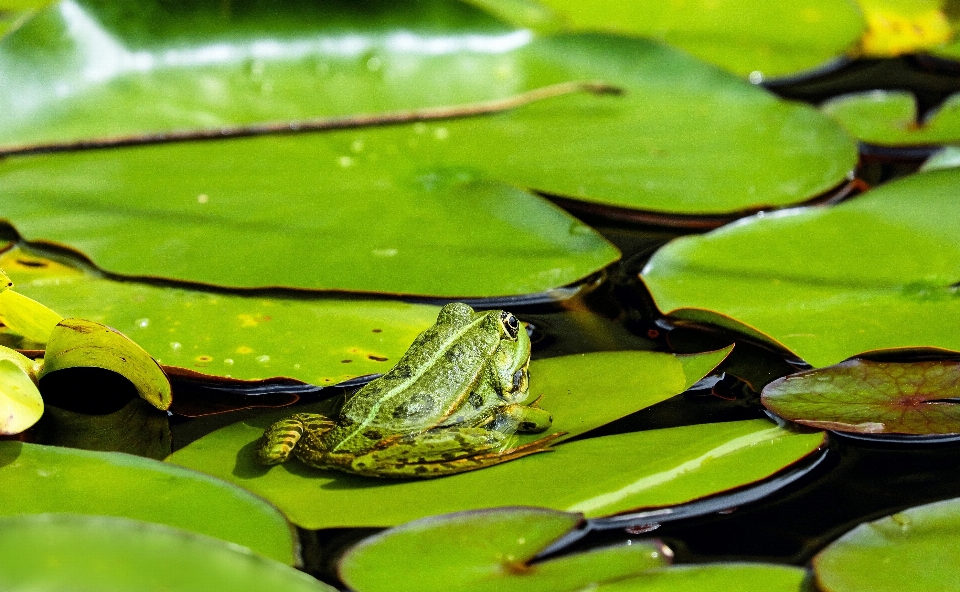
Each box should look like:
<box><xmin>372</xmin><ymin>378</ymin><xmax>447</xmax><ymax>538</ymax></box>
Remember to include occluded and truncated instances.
<box><xmin>762</xmin><ymin>358</ymin><xmax>960</xmax><ymax>435</ymax></box>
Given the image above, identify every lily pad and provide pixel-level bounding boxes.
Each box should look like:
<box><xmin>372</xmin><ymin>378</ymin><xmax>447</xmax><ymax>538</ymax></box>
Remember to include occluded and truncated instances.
<box><xmin>0</xmin><ymin>440</ymin><xmax>298</xmax><ymax>564</ymax></box>
<box><xmin>485</xmin><ymin>0</ymin><xmax>865</xmax><ymax>79</ymax></box>
<box><xmin>813</xmin><ymin>496</ymin><xmax>960</xmax><ymax>592</ymax></box>
<box><xmin>0</xmin><ymin>0</ymin><xmax>47</xmax><ymax>40</ymax></box>
<box><xmin>594</xmin><ymin>564</ymin><xmax>809</xmax><ymax>591</ymax></box>
<box><xmin>822</xmin><ymin>90</ymin><xmax>960</xmax><ymax>145</ymax></box>
<box><xmin>40</xmin><ymin>317</ymin><xmax>173</xmax><ymax>410</ymax></box>
<box><xmin>0</xmin><ymin>18</ymin><xmax>856</xmax><ymax>296</ymax></box>
<box><xmin>0</xmin><ymin>247</ymin><xmax>440</xmax><ymax>383</ymax></box>
<box><xmin>0</xmin><ymin>0</ymin><xmax>535</xmax><ymax>146</ymax></box>
<box><xmin>0</xmin><ymin>514</ymin><xmax>335</xmax><ymax>592</ymax></box>
<box><xmin>169</xmin><ymin>348</ymin><xmax>823</xmax><ymax>529</ymax></box>
<box><xmin>170</xmin><ymin>417</ymin><xmax>822</xmax><ymax>529</ymax></box>
<box><xmin>338</xmin><ymin>507</ymin><xmax>669</xmax><ymax>592</ymax></box>
<box><xmin>921</xmin><ymin>145</ymin><xmax>960</xmax><ymax>171</ymax></box>
<box><xmin>641</xmin><ymin>167</ymin><xmax>960</xmax><ymax>367</ymax></box>
<box><xmin>854</xmin><ymin>0</ymin><xmax>952</xmax><ymax>57</ymax></box>
<box><xmin>0</xmin><ymin>345</ymin><xmax>42</xmax><ymax>433</ymax></box>
<box><xmin>762</xmin><ymin>358</ymin><xmax>960</xmax><ymax>435</ymax></box>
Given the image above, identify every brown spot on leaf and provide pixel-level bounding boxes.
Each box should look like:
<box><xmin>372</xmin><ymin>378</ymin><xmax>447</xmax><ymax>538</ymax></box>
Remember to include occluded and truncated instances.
<box><xmin>368</xmin><ymin>355</ymin><xmax>388</xmax><ymax>362</ymax></box>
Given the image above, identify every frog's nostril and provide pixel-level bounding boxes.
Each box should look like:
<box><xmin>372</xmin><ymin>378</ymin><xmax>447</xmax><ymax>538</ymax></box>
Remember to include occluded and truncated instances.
<box><xmin>500</xmin><ymin>311</ymin><xmax>520</xmax><ymax>339</ymax></box>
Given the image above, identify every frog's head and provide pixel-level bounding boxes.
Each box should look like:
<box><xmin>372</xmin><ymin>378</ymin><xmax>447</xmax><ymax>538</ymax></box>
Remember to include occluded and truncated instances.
<box><xmin>492</xmin><ymin>310</ymin><xmax>531</xmax><ymax>403</ymax></box>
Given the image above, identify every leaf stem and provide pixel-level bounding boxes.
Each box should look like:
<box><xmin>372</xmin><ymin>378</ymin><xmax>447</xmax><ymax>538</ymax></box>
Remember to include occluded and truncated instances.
<box><xmin>0</xmin><ymin>80</ymin><xmax>622</xmax><ymax>158</ymax></box>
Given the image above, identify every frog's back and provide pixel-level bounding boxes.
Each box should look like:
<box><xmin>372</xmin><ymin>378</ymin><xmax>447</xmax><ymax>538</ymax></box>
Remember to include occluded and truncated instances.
<box><xmin>341</xmin><ymin>304</ymin><xmax>501</xmax><ymax>433</ymax></box>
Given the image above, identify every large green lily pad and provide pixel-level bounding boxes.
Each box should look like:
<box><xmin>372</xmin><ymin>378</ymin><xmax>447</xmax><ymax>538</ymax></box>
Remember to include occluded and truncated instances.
<box><xmin>595</xmin><ymin>564</ymin><xmax>809</xmax><ymax>591</ymax></box>
<box><xmin>484</xmin><ymin>0</ymin><xmax>865</xmax><ymax>79</ymax></box>
<box><xmin>813</xmin><ymin>496</ymin><xmax>960</xmax><ymax>591</ymax></box>
<box><xmin>339</xmin><ymin>507</ymin><xmax>668</xmax><ymax>592</ymax></box>
<box><xmin>822</xmin><ymin>90</ymin><xmax>960</xmax><ymax>146</ymax></box>
<box><xmin>170</xmin><ymin>417</ymin><xmax>822</xmax><ymax>529</ymax></box>
<box><xmin>0</xmin><ymin>9</ymin><xmax>855</xmax><ymax>296</ymax></box>
<box><xmin>0</xmin><ymin>514</ymin><xmax>335</xmax><ymax>592</ymax></box>
<box><xmin>641</xmin><ymin>167</ymin><xmax>960</xmax><ymax>367</ymax></box>
<box><xmin>168</xmin><ymin>349</ymin><xmax>822</xmax><ymax>529</ymax></box>
<box><xmin>0</xmin><ymin>247</ymin><xmax>441</xmax><ymax>382</ymax></box>
<box><xmin>762</xmin><ymin>358</ymin><xmax>960</xmax><ymax>435</ymax></box>
<box><xmin>0</xmin><ymin>440</ymin><xmax>298</xmax><ymax>564</ymax></box>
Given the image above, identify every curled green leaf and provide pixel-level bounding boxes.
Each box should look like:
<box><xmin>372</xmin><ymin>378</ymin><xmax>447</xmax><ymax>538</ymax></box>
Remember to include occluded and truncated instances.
<box><xmin>0</xmin><ymin>287</ymin><xmax>63</xmax><ymax>343</ymax></box>
<box><xmin>0</xmin><ymin>346</ymin><xmax>42</xmax><ymax>434</ymax></box>
<box><xmin>762</xmin><ymin>358</ymin><xmax>960</xmax><ymax>435</ymax></box>
<box><xmin>39</xmin><ymin>318</ymin><xmax>172</xmax><ymax>410</ymax></box>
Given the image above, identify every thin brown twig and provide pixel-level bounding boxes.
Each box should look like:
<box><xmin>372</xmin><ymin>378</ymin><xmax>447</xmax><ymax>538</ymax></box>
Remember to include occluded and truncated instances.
<box><xmin>0</xmin><ymin>80</ymin><xmax>623</xmax><ymax>158</ymax></box>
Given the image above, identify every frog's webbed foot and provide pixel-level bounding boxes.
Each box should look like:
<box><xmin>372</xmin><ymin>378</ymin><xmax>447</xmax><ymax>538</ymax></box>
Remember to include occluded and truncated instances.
<box><xmin>351</xmin><ymin>427</ymin><xmax>565</xmax><ymax>478</ymax></box>
<box><xmin>256</xmin><ymin>413</ymin><xmax>335</xmax><ymax>466</ymax></box>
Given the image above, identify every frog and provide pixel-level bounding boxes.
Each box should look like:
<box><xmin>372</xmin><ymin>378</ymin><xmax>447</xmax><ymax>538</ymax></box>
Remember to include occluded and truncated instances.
<box><xmin>256</xmin><ymin>302</ymin><xmax>561</xmax><ymax>478</ymax></box>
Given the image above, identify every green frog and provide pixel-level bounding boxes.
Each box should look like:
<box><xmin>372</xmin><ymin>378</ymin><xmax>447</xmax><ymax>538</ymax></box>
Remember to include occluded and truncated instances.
<box><xmin>256</xmin><ymin>302</ymin><xmax>560</xmax><ymax>478</ymax></box>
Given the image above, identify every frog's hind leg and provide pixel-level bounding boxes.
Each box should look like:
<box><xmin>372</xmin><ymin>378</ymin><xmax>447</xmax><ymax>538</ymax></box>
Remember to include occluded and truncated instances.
<box><xmin>351</xmin><ymin>428</ymin><xmax>564</xmax><ymax>478</ymax></box>
<box><xmin>256</xmin><ymin>413</ymin><xmax>335</xmax><ymax>466</ymax></box>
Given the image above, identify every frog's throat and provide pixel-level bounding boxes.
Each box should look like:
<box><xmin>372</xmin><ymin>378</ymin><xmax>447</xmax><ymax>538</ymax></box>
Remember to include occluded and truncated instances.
<box><xmin>330</xmin><ymin>313</ymin><xmax>492</xmax><ymax>454</ymax></box>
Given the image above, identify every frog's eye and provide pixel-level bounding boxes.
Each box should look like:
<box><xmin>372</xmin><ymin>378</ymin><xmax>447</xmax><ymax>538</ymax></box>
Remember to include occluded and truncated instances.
<box><xmin>499</xmin><ymin>311</ymin><xmax>520</xmax><ymax>340</ymax></box>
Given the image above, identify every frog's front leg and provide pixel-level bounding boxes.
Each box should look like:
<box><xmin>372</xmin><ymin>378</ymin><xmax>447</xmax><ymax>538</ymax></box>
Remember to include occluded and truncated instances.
<box><xmin>256</xmin><ymin>413</ymin><xmax>335</xmax><ymax>465</ymax></box>
<box><xmin>350</xmin><ymin>427</ymin><xmax>560</xmax><ymax>478</ymax></box>
<box><xmin>494</xmin><ymin>403</ymin><xmax>553</xmax><ymax>433</ymax></box>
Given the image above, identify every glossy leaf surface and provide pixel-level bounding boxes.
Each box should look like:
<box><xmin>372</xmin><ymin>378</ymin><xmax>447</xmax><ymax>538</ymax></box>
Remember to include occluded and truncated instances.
<box><xmin>169</xmin><ymin>412</ymin><xmax>823</xmax><ymax>528</ymax></box>
<box><xmin>822</xmin><ymin>90</ymin><xmax>960</xmax><ymax>145</ymax></box>
<box><xmin>497</xmin><ymin>0</ymin><xmax>865</xmax><ymax>78</ymax></box>
<box><xmin>595</xmin><ymin>564</ymin><xmax>808</xmax><ymax>591</ymax></box>
<box><xmin>0</xmin><ymin>514</ymin><xmax>335</xmax><ymax>592</ymax></box>
<box><xmin>641</xmin><ymin>168</ymin><xmax>960</xmax><ymax>367</ymax></box>
<box><xmin>516</xmin><ymin>347</ymin><xmax>732</xmax><ymax>445</ymax></box>
<box><xmin>1</xmin><ymin>248</ymin><xmax>440</xmax><ymax>382</ymax></box>
<box><xmin>40</xmin><ymin>318</ymin><xmax>173</xmax><ymax>410</ymax></box>
<box><xmin>763</xmin><ymin>359</ymin><xmax>960</xmax><ymax>435</ymax></box>
<box><xmin>0</xmin><ymin>440</ymin><xmax>297</xmax><ymax>564</ymax></box>
<box><xmin>339</xmin><ymin>507</ymin><xmax>668</xmax><ymax>592</ymax></box>
<box><xmin>814</xmin><ymin>496</ymin><xmax>960</xmax><ymax>592</ymax></box>
<box><xmin>0</xmin><ymin>346</ymin><xmax>42</xmax><ymax>434</ymax></box>
<box><xmin>0</xmin><ymin>8</ymin><xmax>856</xmax><ymax>297</ymax></box>
<box><xmin>0</xmin><ymin>0</ymin><xmax>534</xmax><ymax>145</ymax></box>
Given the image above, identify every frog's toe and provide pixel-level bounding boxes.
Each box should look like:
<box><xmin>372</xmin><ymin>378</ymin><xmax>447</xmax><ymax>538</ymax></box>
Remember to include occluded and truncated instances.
<box><xmin>256</xmin><ymin>413</ymin><xmax>334</xmax><ymax>466</ymax></box>
<box><xmin>494</xmin><ymin>403</ymin><xmax>553</xmax><ymax>433</ymax></box>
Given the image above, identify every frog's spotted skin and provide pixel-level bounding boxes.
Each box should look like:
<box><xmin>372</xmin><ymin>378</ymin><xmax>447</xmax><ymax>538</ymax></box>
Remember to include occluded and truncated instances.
<box><xmin>256</xmin><ymin>302</ymin><xmax>560</xmax><ymax>478</ymax></box>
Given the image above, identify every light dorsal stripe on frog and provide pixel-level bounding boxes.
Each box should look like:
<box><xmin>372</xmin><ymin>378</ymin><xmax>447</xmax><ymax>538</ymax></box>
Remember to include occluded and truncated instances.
<box><xmin>330</xmin><ymin>312</ymin><xmax>495</xmax><ymax>453</ymax></box>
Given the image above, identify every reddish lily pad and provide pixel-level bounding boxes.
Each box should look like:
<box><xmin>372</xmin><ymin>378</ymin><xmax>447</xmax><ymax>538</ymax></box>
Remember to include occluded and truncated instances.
<box><xmin>762</xmin><ymin>358</ymin><xmax>960</xmax><ymax>435</ymax></box>
<box><xmin>339</xmin><ymin>507</ymin><xmax>669</xmax><ymax>592</ymax></box>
